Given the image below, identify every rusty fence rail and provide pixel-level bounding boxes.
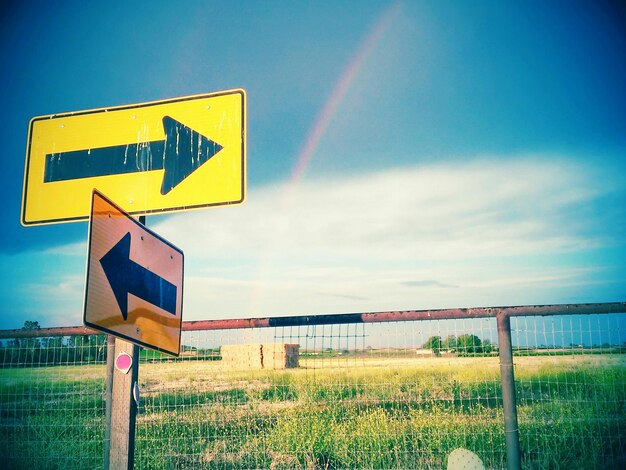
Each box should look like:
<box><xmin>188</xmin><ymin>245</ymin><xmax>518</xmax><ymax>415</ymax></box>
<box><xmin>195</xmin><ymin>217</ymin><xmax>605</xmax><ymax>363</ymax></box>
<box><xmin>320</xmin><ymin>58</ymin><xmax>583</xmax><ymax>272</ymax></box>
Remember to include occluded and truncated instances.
<box><xmin>1</xmin><ymin>302</ymin><xmax>625</xmax><ymax>469</ymax></box>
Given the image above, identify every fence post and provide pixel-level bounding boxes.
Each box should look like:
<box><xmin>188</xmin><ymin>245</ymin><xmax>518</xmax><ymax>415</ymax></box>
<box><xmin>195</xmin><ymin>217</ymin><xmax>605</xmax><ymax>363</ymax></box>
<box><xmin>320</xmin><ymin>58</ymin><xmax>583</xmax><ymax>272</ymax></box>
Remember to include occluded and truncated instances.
<box><xmin>106</xmin><ymin>338</ymin><xmax>140</xmax><ymax>470</ymax></box>
<box><xmin>497</xmin><ymin>312</ymin><xmax>521</xmax><ymax>470</ymax></box>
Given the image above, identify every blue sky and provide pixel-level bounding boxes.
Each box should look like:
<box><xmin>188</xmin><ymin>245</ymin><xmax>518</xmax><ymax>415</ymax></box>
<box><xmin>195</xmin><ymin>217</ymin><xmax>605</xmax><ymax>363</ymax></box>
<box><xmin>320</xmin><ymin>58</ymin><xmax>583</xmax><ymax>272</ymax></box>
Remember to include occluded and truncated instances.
<box><xmin>0</xmin><ymin>0</ymin><xmax>624</xmax><ymax>330</ymax></box>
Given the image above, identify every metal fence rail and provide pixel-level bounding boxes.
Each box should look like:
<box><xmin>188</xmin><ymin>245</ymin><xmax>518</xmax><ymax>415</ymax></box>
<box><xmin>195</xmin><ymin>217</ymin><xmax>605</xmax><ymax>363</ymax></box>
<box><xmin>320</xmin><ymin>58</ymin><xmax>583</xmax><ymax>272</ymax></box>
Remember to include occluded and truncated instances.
<box><xmin>1</xmin><ymin>303</ymin><xmax>625</xmax><ymax>469</ymax></box>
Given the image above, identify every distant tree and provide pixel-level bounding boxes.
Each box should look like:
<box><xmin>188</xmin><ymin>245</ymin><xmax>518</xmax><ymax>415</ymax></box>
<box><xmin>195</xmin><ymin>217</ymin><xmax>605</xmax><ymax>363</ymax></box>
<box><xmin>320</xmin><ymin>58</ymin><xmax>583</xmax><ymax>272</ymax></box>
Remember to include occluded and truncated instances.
<box><xmin>482</xmin><ymin>339</ymin><xmax>494</xmax><ymax>354</ymax></box>
<box><xmin>423</xmin><ymin>336</ymin><xmax>443</xmax><ymax>356</ymax></box>
<box><xmin>443</xmin><ymin>335</ymin><xmax>457</xmax><ymax>352</ymax></box>
<box><xmin>70</xmin><ymin>335</ymin><xmax>92</xmax><ymax>362</ymax></box>
<box><xmin>22</xmin><ymin>321</ymin><xmax>41</xmax><ymax>331</ymax></box>
<box><xmin>456</xmin><ymin>334</ymin><xmax>482</xmax><ymax>354</ymax></box>
<box><xmin>21</xmin><ymin>320</ymin><xmax>42</xmax><ymax>364</ymax></box>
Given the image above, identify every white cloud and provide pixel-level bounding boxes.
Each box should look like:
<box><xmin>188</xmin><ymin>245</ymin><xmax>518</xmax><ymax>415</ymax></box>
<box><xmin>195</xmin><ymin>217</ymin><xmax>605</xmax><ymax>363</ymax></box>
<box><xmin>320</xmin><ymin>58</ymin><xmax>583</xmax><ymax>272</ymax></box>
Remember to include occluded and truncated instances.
<box><xmin>149</xmin><ymin>156</ymin><xmax>616</xmax><ymax>320</ymax></box>
<box><xmin>5</xmin><ymin>156</ymin><xmax>617</xmax><ymax>330</ymax></box>
<box><xmin>43</xmin><ymin>241</ymin><xmax>87</xmax><ymax>257</ymax></box>
<box><xmin>156</xmin><ymin>157</ymin><xmax>605</xmax><ymax>260</ymax></box>
<box><xmin>17</xmin><ymin>275</ymin><xmax>85</xmax><ymax>325</ymax></box>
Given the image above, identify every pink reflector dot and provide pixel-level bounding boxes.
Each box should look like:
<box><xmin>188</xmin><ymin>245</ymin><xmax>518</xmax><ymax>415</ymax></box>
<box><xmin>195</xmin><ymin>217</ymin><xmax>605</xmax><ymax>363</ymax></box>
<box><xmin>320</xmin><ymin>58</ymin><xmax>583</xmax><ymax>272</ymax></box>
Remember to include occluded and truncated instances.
<box><xmin>115</xmin><ymin>353</ymin><xmax>132</xmax><ymax>373</ymax></box>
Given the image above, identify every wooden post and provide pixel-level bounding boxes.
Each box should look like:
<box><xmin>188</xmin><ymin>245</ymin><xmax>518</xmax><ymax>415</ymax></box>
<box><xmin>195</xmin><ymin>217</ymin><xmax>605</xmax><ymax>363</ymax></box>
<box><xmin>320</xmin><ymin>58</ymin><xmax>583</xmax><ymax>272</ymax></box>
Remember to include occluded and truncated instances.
<box><xmin>105</xmin><ymin>215</ymin><xmax>146</xmax><ymax>469</ymax></box>
<box><xmin>105</xmin><ymin>337</ymin><xmax>140</xmax><ymax>470</ymax></box>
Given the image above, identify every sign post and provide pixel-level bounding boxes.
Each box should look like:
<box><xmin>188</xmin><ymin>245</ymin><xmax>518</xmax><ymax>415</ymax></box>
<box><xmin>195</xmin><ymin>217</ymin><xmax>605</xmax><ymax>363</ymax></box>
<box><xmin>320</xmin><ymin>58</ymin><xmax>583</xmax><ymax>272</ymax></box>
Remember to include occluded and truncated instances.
<box><xmin>105</xmin><ymin>337</ymin><xmax>140</xmax><ymax>470</ymax></box>
<box><xmin>22</xmin><ymin>88</ymin><xmax>247</xmax><ymax>469</ymax></box>
<box><xmin>85</xmin><ymin>191</ymin><xmax>184</xmax><ymax>468</ymax></box>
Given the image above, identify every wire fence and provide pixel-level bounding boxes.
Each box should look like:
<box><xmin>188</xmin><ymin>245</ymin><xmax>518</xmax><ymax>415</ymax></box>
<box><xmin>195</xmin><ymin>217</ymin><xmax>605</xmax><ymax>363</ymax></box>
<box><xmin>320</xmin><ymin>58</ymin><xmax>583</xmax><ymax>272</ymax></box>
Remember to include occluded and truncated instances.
<box><xmin>0</xmin><ymin>334</ymin><xmax>107</xmax><ymax>469</ymax></box>
<box><xmin>510</xmin><ymin>315</ymin><xmax>626</xmax><ymax>469</ymax></box>
<box><xmin>1</xmin><ymin>304</ymin><xmax>625</xmax><ymax>469</ymax></box>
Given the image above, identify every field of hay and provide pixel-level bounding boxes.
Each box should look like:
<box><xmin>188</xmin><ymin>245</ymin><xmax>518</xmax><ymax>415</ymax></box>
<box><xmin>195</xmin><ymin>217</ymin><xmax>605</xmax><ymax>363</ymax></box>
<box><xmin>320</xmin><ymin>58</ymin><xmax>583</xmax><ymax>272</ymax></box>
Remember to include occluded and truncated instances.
<box><xmin>1</xmin><ymin>353</ymin><xmax>625</xmax><ymax>469</ymax></box>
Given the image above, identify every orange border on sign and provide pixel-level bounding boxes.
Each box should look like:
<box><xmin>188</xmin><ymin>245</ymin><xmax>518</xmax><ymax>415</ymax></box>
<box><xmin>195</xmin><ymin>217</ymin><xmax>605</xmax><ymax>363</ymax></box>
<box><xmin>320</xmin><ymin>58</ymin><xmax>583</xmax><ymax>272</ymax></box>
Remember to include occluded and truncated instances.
<box><xmin>83</xmin><ymin>189</ymin><xmax>184</xmax><ymax>356</ymax></box>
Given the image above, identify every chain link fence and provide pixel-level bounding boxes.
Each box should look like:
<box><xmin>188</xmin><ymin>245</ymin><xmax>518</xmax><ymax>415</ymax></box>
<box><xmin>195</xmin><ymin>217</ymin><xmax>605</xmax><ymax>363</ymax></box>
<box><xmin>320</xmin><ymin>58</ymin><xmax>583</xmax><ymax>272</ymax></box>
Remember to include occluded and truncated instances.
<box><xmin>1</xmin><ymin>305</ymin><xmax>625</xmax><ymax>469</ymax></box>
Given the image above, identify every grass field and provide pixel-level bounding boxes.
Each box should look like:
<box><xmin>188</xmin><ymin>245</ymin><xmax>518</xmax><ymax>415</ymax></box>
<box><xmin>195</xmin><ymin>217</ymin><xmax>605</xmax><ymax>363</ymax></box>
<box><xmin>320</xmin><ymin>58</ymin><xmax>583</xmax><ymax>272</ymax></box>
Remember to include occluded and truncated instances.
<box><xmin>1</xmin><ymin>353</ymin><xmax>625</xmax><ymax>469</ymax></box>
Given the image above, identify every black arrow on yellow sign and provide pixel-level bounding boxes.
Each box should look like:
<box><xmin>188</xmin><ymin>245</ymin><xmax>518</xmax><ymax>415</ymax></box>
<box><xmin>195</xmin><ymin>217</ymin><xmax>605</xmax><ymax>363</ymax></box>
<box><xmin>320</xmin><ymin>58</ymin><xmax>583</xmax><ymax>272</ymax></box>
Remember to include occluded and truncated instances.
<box><xmin>44</xmin><ymin>116</ymin><xmax>223</xmax><ymax>195</ymax></box>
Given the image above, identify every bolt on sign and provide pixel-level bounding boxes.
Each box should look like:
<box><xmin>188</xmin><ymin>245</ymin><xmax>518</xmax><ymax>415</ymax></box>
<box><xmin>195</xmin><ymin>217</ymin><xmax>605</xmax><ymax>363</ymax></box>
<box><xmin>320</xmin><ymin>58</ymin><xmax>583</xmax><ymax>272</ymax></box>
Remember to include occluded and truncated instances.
<box><xmin>84</xmin><ymin>190</ymin><xmax>184</xmax><ymax>356</ymax></box>
<box><xmin>21</xmin><ymin>89</ymin><xmax>246</xmax><ymax>225</ymax></box>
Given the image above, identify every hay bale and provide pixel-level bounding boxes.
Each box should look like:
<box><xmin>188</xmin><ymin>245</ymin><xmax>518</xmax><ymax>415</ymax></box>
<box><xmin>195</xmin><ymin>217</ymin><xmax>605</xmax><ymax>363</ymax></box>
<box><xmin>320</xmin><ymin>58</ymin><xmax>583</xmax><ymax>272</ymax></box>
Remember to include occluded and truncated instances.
<box><xmin>220</xmin><ymin>344</ymin><xmax>263</xmax><ymax>369</ymax></box>
<box><xmin>262</xmin><ymin>343</ymin><xmax>299</xmax><ymax>370</ymax></box>
<box><xmin>220</xmin><ymin>343</ymin><xmax>299</xmax><ymax>370</ymax></box>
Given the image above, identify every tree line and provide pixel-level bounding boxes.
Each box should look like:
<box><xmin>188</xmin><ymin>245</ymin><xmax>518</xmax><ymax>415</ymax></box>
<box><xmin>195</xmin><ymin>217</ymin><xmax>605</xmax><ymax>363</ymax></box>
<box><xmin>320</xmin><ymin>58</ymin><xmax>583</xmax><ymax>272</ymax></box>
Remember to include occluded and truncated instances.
<box><xmin>422</xmin><ymin>334</ymin><xmax>494</xmax><ymax>356</ymax></box>
<box><xmin>0</xmin><ymin>321</ymin><xmax>107</xmax><ymax>368</ymax></box>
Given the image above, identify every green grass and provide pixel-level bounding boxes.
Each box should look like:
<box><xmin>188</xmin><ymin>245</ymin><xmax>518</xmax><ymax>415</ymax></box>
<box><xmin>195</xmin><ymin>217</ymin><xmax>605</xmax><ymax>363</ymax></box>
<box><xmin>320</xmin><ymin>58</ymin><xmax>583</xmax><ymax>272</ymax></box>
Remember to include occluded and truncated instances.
<box><xmin>0</xmin><ymin>369</ymin><xmax>106</xmax><ymax>470</ymax></box>
<box><xmin>1</xmin><ymin>354</ymin><xmax>625</xmax><ymax>469</ymax></box>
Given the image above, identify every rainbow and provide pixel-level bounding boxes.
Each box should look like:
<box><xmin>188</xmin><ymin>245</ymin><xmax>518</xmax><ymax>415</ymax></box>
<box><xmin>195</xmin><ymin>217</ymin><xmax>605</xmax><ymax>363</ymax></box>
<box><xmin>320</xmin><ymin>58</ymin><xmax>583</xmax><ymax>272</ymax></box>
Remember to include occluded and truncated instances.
<box><xmin>248</xmin><ymin>2</ymin><xmax>403</xmax><ymax>314</ymax></box>
<box><xmin>288</xmin><ymin>1</ymin><xmax>403</xmax><ymax>189</ymax></box>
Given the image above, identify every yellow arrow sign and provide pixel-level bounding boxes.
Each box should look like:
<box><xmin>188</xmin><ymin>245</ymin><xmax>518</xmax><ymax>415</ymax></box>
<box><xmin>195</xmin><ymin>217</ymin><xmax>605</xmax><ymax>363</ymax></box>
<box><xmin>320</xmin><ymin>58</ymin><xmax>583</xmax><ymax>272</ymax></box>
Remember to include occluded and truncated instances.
<box><xmin>22</xmin><ymin>89</ymin><xmax>246</xmax><ymax>226</ymax></box>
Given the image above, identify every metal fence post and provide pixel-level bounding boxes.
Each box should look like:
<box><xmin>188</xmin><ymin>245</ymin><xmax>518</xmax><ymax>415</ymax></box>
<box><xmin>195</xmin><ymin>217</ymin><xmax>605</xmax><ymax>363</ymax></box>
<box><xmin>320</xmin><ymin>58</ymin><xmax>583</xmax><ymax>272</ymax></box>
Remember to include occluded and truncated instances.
<box><xmin>497</xmin><ymin>312</ymin><xmax>521</xmax><ymax>470</ymax></box>
<box><xmin>107</xmin><ymin>338</ymin><xmax>140</xmax><ymax>470</ymax></box>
